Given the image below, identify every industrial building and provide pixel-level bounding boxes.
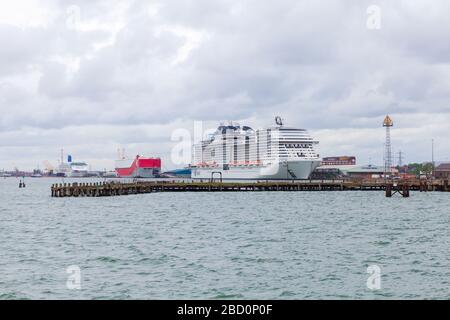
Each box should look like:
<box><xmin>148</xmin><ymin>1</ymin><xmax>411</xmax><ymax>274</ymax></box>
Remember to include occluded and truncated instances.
<box><xmin>434</xmin><ymin>163</ymin><xmax>450</xmax><ymax>179</ymax></box>
<box><xmin>322</xmin><ymin>156</ymin><xmax>356</xmax><ymax>166</ymax></box>
<box><xmin>313</xmin><ymin>164</ymin><xmax>387</xmax><ymax>180</ymax></box>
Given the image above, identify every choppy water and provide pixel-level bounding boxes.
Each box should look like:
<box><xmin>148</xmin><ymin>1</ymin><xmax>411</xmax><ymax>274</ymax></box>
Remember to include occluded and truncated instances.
<box><xmin>0</xmin><ymin>177</ymin><xmax>449</xmax><ymax>300</ymax></box>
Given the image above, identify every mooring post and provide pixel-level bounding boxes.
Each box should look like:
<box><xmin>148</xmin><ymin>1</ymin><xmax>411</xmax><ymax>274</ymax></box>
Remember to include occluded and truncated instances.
<box><xmin>402</xmin><ymin>184</ymin><xmax>410</xmax><ymax>198</ymax></box>
<box><xmin>385</xmin><ymin>183</ymin><xmax>392</xmax><ymax>197</ymax></box>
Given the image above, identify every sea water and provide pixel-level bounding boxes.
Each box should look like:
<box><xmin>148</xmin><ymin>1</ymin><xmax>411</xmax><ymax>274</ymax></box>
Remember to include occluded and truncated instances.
<box><xmin>0</xmin><ymin>178</ymin><xmax>449</xmax><ymax>299</ymax></box>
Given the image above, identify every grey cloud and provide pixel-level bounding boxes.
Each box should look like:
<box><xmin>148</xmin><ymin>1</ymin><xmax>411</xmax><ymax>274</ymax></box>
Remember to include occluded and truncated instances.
<box><xmin>1</xmin><ymin>0</ymin><xmax>450</xmax><ymax>169</ymax></box>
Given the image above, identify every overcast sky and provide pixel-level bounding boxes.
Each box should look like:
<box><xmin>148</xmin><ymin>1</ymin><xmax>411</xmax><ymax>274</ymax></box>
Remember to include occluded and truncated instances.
<box><xmin>1</xmin><ymin>0</ymin><xmax>449</xmax><ymax>171</ymax></box>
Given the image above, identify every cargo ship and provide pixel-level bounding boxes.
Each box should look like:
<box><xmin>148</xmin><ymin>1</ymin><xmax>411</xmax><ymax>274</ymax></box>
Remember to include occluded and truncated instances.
<box><xmin>115</xmin><ymin>155</ymin><xmax>161</xmax><ymax>178</ymax></box>
<box><xmin>191</xmin><ymin>117</ymin><xmax>321</xmax><ymax>180</ymax></box>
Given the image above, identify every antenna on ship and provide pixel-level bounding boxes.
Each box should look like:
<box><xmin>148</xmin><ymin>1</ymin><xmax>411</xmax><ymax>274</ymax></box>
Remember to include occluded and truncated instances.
<box><xmin>275</xmin><ymin>116</ymin><xmax>283</xmax><ymax>127</ymax></box>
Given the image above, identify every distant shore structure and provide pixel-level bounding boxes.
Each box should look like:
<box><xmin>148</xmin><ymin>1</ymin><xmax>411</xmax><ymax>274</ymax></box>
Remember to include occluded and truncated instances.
<box><xmin>383</xmin><ymin>115</ymin><xmax>394</xmax><ymax>176</ymax></box>
<box><xmin>322</xmin><ymin>156</ymin><xmax>356</xmax><ymax>166</ymax></box>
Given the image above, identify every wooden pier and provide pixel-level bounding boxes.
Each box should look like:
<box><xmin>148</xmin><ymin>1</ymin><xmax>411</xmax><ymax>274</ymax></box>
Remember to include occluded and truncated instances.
<box><xmin>50</xmin><ymin>179</ymin><xmax>450</xmax><ymax>198</ymax></box>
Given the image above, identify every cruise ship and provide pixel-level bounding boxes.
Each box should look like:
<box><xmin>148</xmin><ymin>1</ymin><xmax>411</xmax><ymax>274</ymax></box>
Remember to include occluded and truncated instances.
<box><xmin>55</xmin><ymin>152</ymin><xmax>90</xmax><ymax>177</ymax></box>
<box><xmin>191</xmin><ymin>117</ymin><xmax>321</xmax><ymax>180</ymax></box>
<box><xmin>69</xmin><ymin>162</ymin><xmax>89</xmax><ymax>177</ymax></box>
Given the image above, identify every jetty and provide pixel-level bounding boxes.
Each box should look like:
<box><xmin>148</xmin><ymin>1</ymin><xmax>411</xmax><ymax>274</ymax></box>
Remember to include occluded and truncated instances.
<box><xmin>50</xmin><ymin>179</ymin><xmax>450</xmax><ymax>198</ymax></box>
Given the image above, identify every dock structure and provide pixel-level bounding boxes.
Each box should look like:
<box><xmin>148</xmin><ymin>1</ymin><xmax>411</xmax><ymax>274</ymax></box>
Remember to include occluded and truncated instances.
<box><xmin>50</xmin><ymin>179</ymin><xmax>450</xmax><ymax>198</ymax></box>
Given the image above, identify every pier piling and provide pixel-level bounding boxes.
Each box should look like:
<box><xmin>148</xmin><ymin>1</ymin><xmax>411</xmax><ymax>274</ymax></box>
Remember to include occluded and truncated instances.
<box><xmin>49</xmin><ymin>179</ymin><xmax>448</xmax><ymax>198</ymax></box>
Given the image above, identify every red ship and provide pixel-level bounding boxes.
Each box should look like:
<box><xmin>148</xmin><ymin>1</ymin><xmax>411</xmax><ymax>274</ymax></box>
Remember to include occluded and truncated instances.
<box><xmin>115</xmin><ymin>155</ymin><xmax>161</xmax><ymax>178</ymax></box>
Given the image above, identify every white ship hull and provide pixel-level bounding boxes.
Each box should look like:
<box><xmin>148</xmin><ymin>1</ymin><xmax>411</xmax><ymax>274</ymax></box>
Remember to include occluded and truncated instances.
<box><xmin>69</xmin><ymin>171</ymin><xmax>89</xmax><ymax>178</ymax></box>
<box><xmin>192</xmin><ymin>160</ymin><xmax>321</xmax><ymax>180</ymax></box>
